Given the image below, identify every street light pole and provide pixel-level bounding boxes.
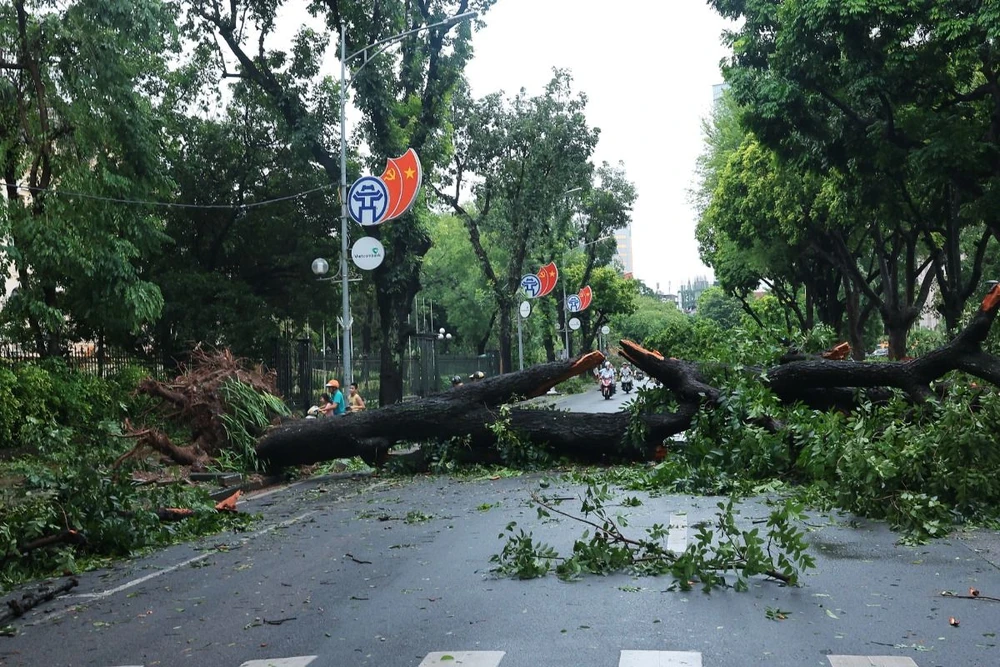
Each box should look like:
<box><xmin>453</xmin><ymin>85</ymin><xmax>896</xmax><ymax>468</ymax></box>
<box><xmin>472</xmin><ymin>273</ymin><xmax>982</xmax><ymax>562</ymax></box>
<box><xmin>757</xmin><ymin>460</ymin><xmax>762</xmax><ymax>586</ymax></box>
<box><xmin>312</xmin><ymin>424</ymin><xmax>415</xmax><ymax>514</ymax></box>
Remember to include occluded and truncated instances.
<box><xmin>561</xmin><ymin>280</ymin><xmax>570</xmax><ymax>355</ymax></box>
<box><xmin>336</xmin><ymin>12</ymin><xmax>476</xmax><ymax>387</ymax></box>
<box><xmin>339</xmin><ymin>23</ymin><xmax>351</xmax><ymax>386</ymax></box>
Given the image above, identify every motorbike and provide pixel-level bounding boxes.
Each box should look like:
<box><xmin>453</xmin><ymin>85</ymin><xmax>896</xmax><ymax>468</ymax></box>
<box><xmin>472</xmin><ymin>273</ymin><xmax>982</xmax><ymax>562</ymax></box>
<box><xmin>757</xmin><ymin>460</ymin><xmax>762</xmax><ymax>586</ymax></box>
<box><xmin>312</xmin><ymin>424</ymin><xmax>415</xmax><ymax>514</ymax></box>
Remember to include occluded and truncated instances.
<box><xmin>621</xmin><ymin>377</ymin><xmax>633</xmax><ymax>393</ymax></box>
<box><xmin>635</xmin><ymin>370</ymin><xmax>645</xmax><ymax>382</ymax></box>
<box><xmin>600</xmin><ymin>376</ymin><xmax>613</xmax><ymax>400</ymax></box>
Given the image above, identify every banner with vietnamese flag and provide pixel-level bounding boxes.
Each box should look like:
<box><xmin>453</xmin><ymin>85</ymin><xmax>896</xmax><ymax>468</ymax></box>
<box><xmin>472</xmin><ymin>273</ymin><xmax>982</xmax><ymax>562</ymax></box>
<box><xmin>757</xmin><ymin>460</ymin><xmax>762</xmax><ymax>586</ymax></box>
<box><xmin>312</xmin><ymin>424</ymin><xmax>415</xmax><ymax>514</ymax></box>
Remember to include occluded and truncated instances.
<box><xmin>520</xmin><ymin>262</ymin><xmax>559</xmax><ymax>299</ymax></box>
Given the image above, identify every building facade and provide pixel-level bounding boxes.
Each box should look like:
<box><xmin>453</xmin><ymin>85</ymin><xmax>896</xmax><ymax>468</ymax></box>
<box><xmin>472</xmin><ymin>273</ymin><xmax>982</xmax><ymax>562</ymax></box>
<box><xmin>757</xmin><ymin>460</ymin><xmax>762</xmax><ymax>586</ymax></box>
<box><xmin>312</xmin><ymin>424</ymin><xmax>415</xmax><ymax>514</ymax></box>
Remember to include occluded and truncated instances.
<box><xmin>614</xmin><ymin>225</ymin><xmax>633</xmax><ymax>274</ymax></box>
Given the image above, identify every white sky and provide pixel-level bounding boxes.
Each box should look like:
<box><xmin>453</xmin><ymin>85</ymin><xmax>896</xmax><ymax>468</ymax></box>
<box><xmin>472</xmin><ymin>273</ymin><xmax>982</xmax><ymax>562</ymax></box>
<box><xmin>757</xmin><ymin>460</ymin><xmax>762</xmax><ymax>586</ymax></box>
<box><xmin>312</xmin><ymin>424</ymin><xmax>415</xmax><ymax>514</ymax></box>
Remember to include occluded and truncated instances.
<box><xmin>465</xmin><ymin>0</ymin><xmax>732</xmax><ymax>294</ymax></box>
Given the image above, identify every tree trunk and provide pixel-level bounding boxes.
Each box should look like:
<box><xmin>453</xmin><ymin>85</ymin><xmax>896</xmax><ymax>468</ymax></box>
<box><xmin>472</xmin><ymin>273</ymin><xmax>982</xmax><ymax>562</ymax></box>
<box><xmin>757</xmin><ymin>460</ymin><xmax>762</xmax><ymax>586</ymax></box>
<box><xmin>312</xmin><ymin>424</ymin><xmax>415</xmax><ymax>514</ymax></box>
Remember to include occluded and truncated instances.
<box><xmin>257</xmin><ymin>352</ymin><xmax>606</xmax><ymax>468</ymax></box>
<box><xmin>257</xmin><ymin>287</ymin><xmax>1000</xmax><ymax>473</ymax></box>
<box><xmin>497</xmin><ymin>298</ymin><xmax>514</xmax><ymax>374</ymax></box>
<box><xmin>843</xmin><ymin>277</ymin><xmax>866</xmax><ymax>360</ymax></box>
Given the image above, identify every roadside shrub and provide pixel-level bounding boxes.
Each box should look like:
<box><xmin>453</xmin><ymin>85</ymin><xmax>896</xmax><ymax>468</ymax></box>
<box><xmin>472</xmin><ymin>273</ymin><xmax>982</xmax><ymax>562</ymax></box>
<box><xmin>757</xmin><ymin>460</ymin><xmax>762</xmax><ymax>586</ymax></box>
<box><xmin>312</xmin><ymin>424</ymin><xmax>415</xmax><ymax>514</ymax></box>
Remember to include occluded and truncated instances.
<box><xmin>0</xmin><ymin>367</ymin><xmax>20</xmax><ymax>447</ymax></box>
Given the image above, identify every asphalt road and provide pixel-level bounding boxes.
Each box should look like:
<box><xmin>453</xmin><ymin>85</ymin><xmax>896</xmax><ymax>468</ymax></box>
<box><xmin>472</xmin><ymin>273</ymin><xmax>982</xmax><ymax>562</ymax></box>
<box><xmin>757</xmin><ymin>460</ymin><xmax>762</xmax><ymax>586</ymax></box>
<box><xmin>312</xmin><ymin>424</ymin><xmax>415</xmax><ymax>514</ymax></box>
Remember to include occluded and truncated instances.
<box><xmin>4</xmin><ymin>385</ymin><xmax>999</xmax><ymax>667</ymax></box>
<box><xmin>536</xmin><ymin>377</ymin><xmax>647</xmax><ymax>414</ymax></box>
<box><xmin>4</xmin><ymin>469</ymin><xmax>1000</xmax><ymax>667</ymax></box>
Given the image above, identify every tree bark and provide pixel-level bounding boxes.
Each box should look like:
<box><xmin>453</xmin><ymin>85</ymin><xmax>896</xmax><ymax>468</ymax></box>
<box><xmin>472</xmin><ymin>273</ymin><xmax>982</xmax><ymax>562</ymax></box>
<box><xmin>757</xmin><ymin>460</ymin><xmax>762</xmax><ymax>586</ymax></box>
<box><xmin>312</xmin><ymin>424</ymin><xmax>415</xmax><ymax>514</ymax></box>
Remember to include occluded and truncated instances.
<box><xmin>255</xmin><ymin>286</ymin><xmax>1000</xmax><ymax>472</ymax></box>
<box><xmin>257</xmin><ymin>352</ymin><xmax>606</xmax><ymax>468</ymax></box>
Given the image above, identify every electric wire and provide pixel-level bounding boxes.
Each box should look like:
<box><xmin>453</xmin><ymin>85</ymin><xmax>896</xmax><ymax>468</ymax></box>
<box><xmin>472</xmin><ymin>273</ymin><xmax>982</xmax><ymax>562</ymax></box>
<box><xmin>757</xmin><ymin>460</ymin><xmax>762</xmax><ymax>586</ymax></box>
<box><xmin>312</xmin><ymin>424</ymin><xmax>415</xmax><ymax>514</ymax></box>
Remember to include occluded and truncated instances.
<box><xmin>1</xmin><ymin>181</ymin><xmax>335</xmax><ymax>210</ymax></box>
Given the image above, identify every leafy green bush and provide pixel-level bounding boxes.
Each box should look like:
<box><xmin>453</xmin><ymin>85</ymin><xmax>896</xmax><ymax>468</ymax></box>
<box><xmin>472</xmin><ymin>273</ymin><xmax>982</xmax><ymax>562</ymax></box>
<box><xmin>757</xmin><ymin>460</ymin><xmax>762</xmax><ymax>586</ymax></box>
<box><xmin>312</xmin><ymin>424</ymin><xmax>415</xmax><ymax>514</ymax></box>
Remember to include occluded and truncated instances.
<box><xmin>0</xmin><ymin>362</ymin><xmax>254</xmax><ymax>591</ymax></box>
<box><xmin>0</xmin><ymin>367</ymin><xmax>21</xmax><ymax>446</ymax></box>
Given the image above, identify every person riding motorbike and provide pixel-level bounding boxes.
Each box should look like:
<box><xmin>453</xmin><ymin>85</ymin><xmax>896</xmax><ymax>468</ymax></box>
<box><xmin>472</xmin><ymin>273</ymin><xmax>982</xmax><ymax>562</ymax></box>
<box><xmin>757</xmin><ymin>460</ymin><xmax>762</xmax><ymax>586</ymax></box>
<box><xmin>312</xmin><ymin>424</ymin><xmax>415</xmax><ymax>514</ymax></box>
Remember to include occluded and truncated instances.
<box><xmin>598</xmin><ymin>361</ymin><xmax>616</xmax><ymax>400</ymax></box>
<box><xmin>620</xmin><ymin>363</ymin><xmax>634</xmax><ymax>394</ymax></box>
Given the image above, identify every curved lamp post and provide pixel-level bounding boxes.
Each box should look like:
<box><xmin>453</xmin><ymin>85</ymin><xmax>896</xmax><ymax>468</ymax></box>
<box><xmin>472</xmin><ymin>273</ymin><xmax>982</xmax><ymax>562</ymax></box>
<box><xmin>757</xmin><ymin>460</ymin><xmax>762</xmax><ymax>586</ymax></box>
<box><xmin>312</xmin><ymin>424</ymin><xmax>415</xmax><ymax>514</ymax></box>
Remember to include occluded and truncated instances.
<box><xmin>337</xmin><ymin>11</ymin><xmax>476</xmax><ymax>386</ymax></box>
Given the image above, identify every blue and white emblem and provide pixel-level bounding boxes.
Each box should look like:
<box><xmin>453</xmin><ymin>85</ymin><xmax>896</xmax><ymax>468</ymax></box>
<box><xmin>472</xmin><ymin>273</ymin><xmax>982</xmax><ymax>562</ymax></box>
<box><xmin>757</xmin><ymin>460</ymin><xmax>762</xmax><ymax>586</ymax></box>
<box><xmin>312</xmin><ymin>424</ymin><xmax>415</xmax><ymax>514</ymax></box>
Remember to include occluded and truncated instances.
<box><xmin>520</xmin><ymin>274</ymin><xmax>542</xmax><ymax>298</ymax></box>
<box><xmin>348</xmin><ymin>176</ymin><xmax>390</xmax><ymax>225</ymax></box>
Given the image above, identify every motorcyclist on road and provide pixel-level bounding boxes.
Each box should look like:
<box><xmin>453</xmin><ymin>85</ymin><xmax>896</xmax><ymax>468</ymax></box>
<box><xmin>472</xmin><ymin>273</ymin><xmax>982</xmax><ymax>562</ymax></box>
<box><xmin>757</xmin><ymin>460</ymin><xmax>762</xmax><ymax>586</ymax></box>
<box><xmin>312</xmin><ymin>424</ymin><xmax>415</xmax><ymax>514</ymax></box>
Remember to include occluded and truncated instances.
<box><xmin>619</xmin><ymin>363</ymin><xmax>634</xmax><ymax>393</ymax></box>
<box><xmin>620</xmin><ymin>363</ymin><xmax>633</xmax><ymax>383</ymax></box>
<box><xmin>599</xmin><ymin>361</ymin><xmax>616</xmax><ymax>399</ymax></box>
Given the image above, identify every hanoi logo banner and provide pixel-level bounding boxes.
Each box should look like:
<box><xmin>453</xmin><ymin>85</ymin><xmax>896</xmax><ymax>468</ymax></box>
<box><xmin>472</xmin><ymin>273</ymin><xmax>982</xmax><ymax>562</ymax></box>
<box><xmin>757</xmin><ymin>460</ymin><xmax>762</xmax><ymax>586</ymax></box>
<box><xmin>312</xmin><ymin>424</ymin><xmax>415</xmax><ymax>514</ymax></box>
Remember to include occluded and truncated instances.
<box><xmin>520</xmin><ymin>262</ymin><xmax>558</xmax><ymax>299</ymax></box>
<box><xmin>348</xmin><ymin>149</ymin><xmax>423</xmax><ymax>226</ymax></box>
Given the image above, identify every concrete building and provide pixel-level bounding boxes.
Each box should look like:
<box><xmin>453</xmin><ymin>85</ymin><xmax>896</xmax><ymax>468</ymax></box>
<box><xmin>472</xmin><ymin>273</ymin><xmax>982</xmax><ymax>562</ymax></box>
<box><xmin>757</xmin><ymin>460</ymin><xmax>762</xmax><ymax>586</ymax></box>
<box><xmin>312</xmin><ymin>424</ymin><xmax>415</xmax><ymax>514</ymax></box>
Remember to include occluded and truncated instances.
<box><xmin>712</xmin><ymin>83</ymin><xmax>729</xmax><ymax>104</ymax></box>
<box><xmin>613</xmin><ymin>225</ymin><xmax>633</xmax><ymax>274</ymax></box>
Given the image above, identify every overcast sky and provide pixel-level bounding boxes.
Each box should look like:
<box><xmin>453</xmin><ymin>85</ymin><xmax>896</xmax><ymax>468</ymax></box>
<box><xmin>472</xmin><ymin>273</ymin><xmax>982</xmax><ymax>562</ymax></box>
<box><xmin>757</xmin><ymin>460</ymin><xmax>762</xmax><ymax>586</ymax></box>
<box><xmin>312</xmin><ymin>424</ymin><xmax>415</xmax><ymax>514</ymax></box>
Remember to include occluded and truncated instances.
<box><xmin>465</xmin><ymin>0</ymin><xmax>733</xmax><ymax>294</ymax></box>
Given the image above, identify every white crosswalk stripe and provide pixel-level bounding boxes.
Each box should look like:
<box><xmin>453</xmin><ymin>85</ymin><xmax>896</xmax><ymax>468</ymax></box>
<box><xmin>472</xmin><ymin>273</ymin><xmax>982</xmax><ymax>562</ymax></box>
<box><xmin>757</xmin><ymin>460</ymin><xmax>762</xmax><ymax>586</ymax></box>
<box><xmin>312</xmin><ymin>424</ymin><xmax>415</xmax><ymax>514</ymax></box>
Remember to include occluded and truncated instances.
<box><xmin>418</xmin><ymin>651</ymin><xmax>505</xmax><ymax>666</ymax></box>
<box><xmin>112</xmin><ymin>651</ymin><xmax>924</xmax><ymax>666</ymax></box>
<box><xmin>666</xmin><ymin>512</ymin><xmax>688</xmax><ymax>553</ymax></box>
<box><xmin>828</xmin><ymin>657</ymin><xmax>918</xmax><ymax>667</ymax></box>
<box><xmin>620</xmin><ymin>650</ymin><xmax>702</xmax><ymax>666</ymax></box>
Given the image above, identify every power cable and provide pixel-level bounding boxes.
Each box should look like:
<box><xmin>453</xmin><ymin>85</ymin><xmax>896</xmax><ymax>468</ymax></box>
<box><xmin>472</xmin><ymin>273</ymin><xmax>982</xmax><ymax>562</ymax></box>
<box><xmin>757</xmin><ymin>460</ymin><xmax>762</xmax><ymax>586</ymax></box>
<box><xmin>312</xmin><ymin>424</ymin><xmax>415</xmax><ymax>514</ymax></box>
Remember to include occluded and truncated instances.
<box><xmin>1</xmin><ymin>181</ymin><xmax>334</xmax><ymax>210</ymax></box>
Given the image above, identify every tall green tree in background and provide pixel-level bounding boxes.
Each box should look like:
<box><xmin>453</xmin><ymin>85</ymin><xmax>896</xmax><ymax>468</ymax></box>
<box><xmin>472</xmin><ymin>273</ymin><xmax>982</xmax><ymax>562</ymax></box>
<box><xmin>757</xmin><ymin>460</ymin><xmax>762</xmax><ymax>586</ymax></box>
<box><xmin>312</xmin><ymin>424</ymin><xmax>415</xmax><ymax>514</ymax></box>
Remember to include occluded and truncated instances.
<box><xmin>434</xmin><ymin>72</ymin><xmax>598</xmax><ymax>372</ymax></box>
<box><xmin>421</xmin><ymin>213</ymin><xmax>497</xmax><ymax>355</ymax></box>
<box><xmin>0</xmin><ymin>0</ymin><xmax>175</xmax><ymax>355</ymax></box>
<box><xmin>185</xmin><ymin>0</ymin><xmax>494</xmax><ymax>404</ymax></box>
<box><xmin>555</xmin><ymin>161</ymin><xmax>636</xmax><ymax>355</ymax></box>
<box><xmin>154</xmin><ymin>82</ymin><xmax>340</xmax><ymax>362</ymax></box>
<box><xmin>708</xmin><ymin>0</ymin><xmax>1000</xmax><ymax>357</ymax></box>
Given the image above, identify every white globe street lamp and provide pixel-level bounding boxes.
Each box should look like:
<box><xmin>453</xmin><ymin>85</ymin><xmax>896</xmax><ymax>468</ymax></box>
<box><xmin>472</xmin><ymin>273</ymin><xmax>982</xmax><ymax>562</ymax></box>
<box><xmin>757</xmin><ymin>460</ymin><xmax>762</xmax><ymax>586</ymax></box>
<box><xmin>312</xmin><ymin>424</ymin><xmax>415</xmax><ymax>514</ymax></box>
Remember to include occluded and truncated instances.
<box><xmin>311</xmin><ymin>257</ymin><xmax>329</xmax><ymax>276</ymax></box>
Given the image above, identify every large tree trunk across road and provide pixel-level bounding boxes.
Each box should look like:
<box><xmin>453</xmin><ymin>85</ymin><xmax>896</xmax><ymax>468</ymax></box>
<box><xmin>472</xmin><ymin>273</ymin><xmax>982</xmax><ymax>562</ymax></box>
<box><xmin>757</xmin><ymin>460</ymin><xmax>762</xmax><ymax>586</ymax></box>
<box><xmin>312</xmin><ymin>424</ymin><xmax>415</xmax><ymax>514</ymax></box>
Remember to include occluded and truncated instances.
<box><xmin>256</xmin><ymin>286</ymin><xmax>1000</xmax><ymax>471</ymax></box>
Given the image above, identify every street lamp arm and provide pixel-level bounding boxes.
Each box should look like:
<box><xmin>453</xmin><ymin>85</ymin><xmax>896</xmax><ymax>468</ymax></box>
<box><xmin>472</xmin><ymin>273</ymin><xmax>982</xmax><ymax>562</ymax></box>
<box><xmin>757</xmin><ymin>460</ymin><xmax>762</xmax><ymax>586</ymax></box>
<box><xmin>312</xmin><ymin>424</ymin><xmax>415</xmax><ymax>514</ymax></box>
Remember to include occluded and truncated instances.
<box><xmin>344</xmin><ymin>11</ymin><xmax>478</xmax><ymax>68</ymax></box>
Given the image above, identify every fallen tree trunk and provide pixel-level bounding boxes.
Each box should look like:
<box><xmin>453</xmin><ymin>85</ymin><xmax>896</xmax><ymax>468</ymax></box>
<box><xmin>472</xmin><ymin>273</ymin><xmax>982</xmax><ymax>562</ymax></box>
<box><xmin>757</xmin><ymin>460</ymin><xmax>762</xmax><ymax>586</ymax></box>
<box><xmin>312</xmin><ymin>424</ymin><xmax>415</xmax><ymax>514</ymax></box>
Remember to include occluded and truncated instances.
<box><xmin>256</xmin><ymin>352</ymin><xmax>607</xmax><ymax>468</ymax></box>
<box><xmin>255</xmin><ymin>286</ymin><xmax>1000</xmax><ymax>471</ymax></box>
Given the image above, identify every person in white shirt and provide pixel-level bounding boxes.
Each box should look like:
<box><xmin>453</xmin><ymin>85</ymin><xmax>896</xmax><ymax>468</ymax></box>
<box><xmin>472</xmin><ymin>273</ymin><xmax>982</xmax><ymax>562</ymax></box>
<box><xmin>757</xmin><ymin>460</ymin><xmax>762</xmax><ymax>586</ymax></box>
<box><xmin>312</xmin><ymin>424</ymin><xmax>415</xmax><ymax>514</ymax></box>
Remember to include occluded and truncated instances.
<box><xmin>599</xmin><ymin>361</ymin><xmax>616</xmax><ymax>398</ymax></box>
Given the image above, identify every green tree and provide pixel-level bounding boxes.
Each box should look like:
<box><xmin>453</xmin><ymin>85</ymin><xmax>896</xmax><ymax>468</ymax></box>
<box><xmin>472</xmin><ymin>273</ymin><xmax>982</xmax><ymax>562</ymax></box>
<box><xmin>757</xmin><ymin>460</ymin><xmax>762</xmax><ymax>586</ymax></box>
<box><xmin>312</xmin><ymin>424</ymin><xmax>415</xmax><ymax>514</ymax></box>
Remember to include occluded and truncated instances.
<box><xmin>185</xmin><ymin>0</ymin><xmax>493</xmax><ymax>404</ymax></box>
<box><xmin>562</xmin><ymin>263</ymin><xmax>637</xmax><ymax>354</ymax></box>
<box><xmin>434</xmin><ymin>72</ymin><xmax>598</xmax><ymax>372</ymax></box>
<box><xmin>610</xmin><ymin>293</ymin><xmax>686</xmax><ymax>347</ymax></box>
<box><xmin>696</xmin><ymin>286</ymin><xmax>743</xmax><ymax>330</ymax></box>
<box><xmin>154</xmin><ymin>85</ymin><xmax>340</xmax><ymax>361</ymax></box>
<box><xmin>420</xmin><ymin>213</ymin><xmax>498</xmax><ymax>355</ymax></box>
<box><xmin>709</xmin><ymin>0</ymin><xmax>1000</xmax><ymax>355</ymax></box>
<box><xmin>0</xmin><ymin>0</ymin><xmax>175</xmax><ymax>355</ymax></box>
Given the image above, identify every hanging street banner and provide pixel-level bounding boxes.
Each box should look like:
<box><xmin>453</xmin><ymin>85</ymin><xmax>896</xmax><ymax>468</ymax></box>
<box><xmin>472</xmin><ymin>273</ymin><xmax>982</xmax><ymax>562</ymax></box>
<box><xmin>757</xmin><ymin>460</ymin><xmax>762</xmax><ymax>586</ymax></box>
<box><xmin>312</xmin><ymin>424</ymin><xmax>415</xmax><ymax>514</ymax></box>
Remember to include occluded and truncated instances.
<box><xmin>566</xmin><ymin>285</ymin><xmax>593</xmax><ymax>313</ymax></box>
<box><xmin>536</xmin><ymin>262</ymin><xmax>559</xmax><ymax>297</ymax></box>
<box><xmin>348</xmin><ymin>148</ymin><xmax>423</xmax><ymax>226</ymax></box>
<box><xmin>519</xmin><ymin>262</ymin><xmax>559</xmax><ymax>299</ymax></box>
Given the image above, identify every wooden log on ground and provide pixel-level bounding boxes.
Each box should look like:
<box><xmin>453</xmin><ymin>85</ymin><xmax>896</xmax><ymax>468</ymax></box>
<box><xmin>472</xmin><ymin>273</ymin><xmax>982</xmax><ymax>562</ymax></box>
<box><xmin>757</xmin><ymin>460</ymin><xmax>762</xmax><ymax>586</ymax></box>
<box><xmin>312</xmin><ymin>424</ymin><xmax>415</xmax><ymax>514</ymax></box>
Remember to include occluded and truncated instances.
<box><xmin>256</xmin><ymin>286</ymin><xmax>1000</xmax><ymax>472</ymax></box>
<box><xmin>256</xmin><ymin>353</ymin><xmax>606</xmax><ymax>469</ymax></box>
<box><xmin>1</xmin><ymin>578</ymin><xmax>79</xmax><ymax>624</ymax></box>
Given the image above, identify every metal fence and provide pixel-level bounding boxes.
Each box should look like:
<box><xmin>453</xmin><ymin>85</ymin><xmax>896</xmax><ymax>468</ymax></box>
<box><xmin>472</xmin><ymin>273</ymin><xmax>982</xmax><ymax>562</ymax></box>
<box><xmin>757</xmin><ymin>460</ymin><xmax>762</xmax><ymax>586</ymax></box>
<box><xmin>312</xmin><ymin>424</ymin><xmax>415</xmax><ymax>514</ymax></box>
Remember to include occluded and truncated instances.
<box><xmin>307</xmin><ymin>350</ymin><xmax>499</xmax><ymax>406</ymax></box>
<box><xmin>0</xmin><ymin>337</ymin><xmax>500</xmax><ymax>412</ymax></box>
<box><xmin>0</xmin><ymin>343</ymin><xmax>165</xmax><ymax>378</ymax></box>
<box><xmin>269</xmin><ymin>334</ymin><xmax>501</xmax><ymax>411</ymax></box>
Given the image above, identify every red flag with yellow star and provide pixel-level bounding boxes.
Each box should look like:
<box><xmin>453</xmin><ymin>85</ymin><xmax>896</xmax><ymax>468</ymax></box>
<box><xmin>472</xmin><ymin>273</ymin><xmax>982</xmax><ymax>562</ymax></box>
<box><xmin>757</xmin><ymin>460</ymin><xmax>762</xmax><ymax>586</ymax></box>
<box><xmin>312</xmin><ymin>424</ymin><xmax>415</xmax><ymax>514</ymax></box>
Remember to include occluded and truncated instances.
<box><xmin>380</xmin><ymin>148</ymin><xmax>423</xmax><ymax>220</ymax></box>
<box><xmin>536</xmin><ymin>262</ymin><xmax>559</xmax><ymax>297</ymax></box>
<box><xmin>577</xmin><ymin>285</ymin><xmax>592</xmax><ymax>311</ymax></box>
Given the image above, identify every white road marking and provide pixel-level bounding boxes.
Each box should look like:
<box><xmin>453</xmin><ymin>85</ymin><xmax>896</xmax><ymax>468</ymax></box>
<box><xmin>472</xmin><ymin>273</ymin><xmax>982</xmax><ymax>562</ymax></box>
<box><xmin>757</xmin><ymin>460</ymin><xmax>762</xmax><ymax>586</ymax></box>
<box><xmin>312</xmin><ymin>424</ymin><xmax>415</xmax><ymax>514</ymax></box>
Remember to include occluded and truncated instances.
<box><xmin>418</xmin><ymin>651</ymin><xmax>506</xmax><ymax>666</ymax></box>
<box><xmin>44</xmin><ymin>510</ymin><xmax>318</xmax><ymax>621</ymax></box>
<box><xmin>66</xmin><ymin>552</ymin><xmax>212</xmax><ymax>601</ymax></box>
<box><xmin>828</xmin><ymin>657</ymin><xmax>918</xmax><ymax>667</ymax></box>
<box><xmin>666</xmin><ymin>512</ymin><xmax>688</xmax><ymax>554</ymax></box>
<box><xmin>620</xmin><ymin>650</ymin><xmax>702</xmax><ymax>667</ymax></box>
<box><xmin>239</xmin><ymin>657</ymin><xmax>317</xmax><ymax>667</ymax></box>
